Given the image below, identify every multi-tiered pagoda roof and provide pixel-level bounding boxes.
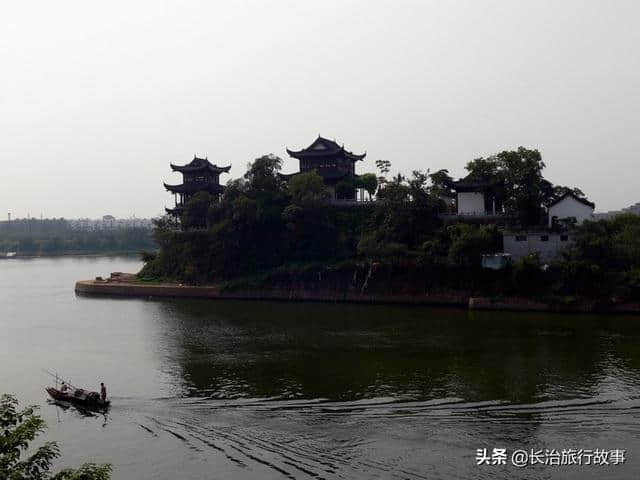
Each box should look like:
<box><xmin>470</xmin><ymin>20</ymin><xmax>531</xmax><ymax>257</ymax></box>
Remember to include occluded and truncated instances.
<box><xmin>164</xmin><ymin>156</ymin><xmax>230</xmax><ymax>216</ymax></box>
<box><xmin>168</xmin><ymin>157</ymin><xmax>232</xmax><ymax>175</ymax></box>
<box><xmin>283</xmin><ymin>136</ymin><xmax>366</xmax><ymax>200</ymax></box>
<box><xmin>286</xmin><ymin>136</ymin><xmax>366</xmax><ymax>164</ymax></box>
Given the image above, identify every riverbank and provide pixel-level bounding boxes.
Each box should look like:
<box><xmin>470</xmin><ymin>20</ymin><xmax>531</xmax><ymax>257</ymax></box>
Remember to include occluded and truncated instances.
<box><xmin>75</xmin><ymin>277</ymin><xmax>640</xmax><ymax>314</ymax></box>
<box><xmin>2</xmin><ymin>251</ymin><xmax>143</xmax><ymax>259</ymax></box>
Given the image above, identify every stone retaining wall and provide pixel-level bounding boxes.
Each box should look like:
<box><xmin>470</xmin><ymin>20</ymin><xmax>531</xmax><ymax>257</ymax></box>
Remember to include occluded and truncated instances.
<box><xmin>75</xmin><ymin>279</ymin><xmax>640</xmax><ymax>314</ymax></box>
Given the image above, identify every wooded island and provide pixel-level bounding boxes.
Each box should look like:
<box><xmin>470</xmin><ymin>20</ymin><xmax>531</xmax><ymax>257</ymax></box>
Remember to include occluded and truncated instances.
<box><xmin>111</xmin><ymin>137</ymin><xmax>636</xmax><ymax>309</ymax></box>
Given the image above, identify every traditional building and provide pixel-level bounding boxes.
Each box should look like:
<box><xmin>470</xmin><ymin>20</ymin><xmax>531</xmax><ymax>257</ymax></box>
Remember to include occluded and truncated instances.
<box><xmin>283</xmin><ymin>136</ymin><xmax>366</xmax><ymax>200</ymax></box>
<box><xmin>547</xmin><ymin>192</ymin><xmax>595</xmax><ymax>228</ymax></box>
<box><xmin>503</xmin><ymin>231</ymin><xmax>574</xmax><ymax>262</ymax></box>
<box><xmin>447</xmin><ymin>179</ymin><xmax>500</xmax><ymax>216</ymax></box>
<box><xmin>164</xmin><ymin>156</ymin><xmax>230</xmax><ymax>217</ymax></box>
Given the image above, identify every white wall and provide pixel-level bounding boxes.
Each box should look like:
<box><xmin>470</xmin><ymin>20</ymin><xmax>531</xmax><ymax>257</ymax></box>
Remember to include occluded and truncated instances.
<box><xmin>548</xmin><ymin>196</ymin><xmax>594</xmax><ymax>227</ymax></box>
<box><xmin>457</xmin><ymin>192</ymin><xmax>485</xmax><ymax>214</ymax></box>
<box><xmin>503</xmin><ymin>233</ymin><xmax>573</xmax><ymax>262</ymax></box>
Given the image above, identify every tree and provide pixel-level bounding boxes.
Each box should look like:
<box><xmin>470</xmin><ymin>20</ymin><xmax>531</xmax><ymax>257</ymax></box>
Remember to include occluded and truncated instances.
<box><xmin>465</xmin><ymin>147</ymin><xmax>555</xmax><ymax>226</ymax></box>
<box><xmin>362</xmin><ymin>170</ymin><xmax>442</xmax><ymax>254</ymax></box>
<box><xmin>375</xmin><ymin>159</ymin><xmax>391</xmax><ymax>185</ymax></box>
<box><xmin>357</xmin><ymin>173</ymin><xmax>378</xmax><ymax>200</ymax></box>
<box><xmin>243</xmin><ymin>154</ymin><xmax>286</xmax><ymax>195</ymax></box>
<box><xmin>428</xmin><ymin>169</ymin><xmax>454</xmax><ymax>198</ymax></box>
<box><xmin>284</xmin><ymin>172</ymin><xmax>335</xmax><ymax>260</ymax></box>
<box><xmin>288</xmin><ymin>171</ymin><xmax>330</xmax><ymax>209</ymax></box>
<box><xmin>446</xmin><ymin>223</ymin><xmax>501</xmax><ymax>267</ymax></box>
<box><xmin>551</xmin><ymin>185</ymin><xmax>586</xmax><ymax>200</ymax></box>
<box><xmin>552</xmin><ymin>214</ymin><xmax>640</xmax><ymax>301</ymax></box>
<box><xmin>181</xmin><ymin>192</ymin><xmax>213</xmax><ymax>229</ymax></box>
<box><xmin>512</xmin><ymin>254</ymin><xmax>548</xmax><ymax>295</ymax></box>
<box><xmin>335</xmin><ymin>176</ymin><xmax>358</xmax><ymax>200</ymax></box>
<box><xmin>0</xmin><ymin>394</ymin><xmax>111</xmax><ymax>480</ymax></box>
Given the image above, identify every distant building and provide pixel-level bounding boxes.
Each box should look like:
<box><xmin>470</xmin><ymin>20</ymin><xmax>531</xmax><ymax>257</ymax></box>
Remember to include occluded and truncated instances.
<box><xmin>450</xmin><ymin>180</ymin><xmax>497</xmax><ymax>215</ymax></box>
<box><xmin>164</xmin><ymin>156</ymin><xmax>231</xmax><ymax>217</ymax></box>
<box><xmin>102</xmin><ymin>215</ymin><xmax>115</xmax><ymax>229</ymax></box>
<box><xmin>594</xmin><ymin>201</ymin><xmax>640</xmax><ymax>220</ymax></box>
<box><xmin>503</xmin><ymin>231</ymin><xmax>574</xmax><ymax>262</ymax></box>
<box><xmin>547</xmin><ymin>192</ymin><xmax>595</xmax><ymax>228</ymax></box>
<box><xmin>67</xmin><ymin>217</ymin><xmax>153</xmax><ymax>230</ymax></box>
<box><xmin>283</xmin><ymin>136</ymin><xmax>365</xmax><ymax>201</ymax></box>
<box><xmin>441</xmin><ymin>179</ymin><xmax>505</xmax><ymax>221</ymax></box>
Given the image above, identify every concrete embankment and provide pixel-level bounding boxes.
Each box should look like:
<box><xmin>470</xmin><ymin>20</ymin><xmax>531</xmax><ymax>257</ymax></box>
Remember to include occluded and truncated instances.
<box><xmin>75</xmin><ymin>279</ymin><xmax>640</xmax><ymax>314</ymax></box>
<box><xmin>74</xmin><ymin>279</ymin><xmax>467</xmax><ymax>306</ymax></box>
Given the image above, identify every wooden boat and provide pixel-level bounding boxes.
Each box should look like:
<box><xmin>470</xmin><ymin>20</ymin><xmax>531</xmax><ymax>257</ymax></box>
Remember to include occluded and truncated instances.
<box><xmin>46</xmin><ymin>386</ymin><xmax>110</xmax><ymax>409</ymax></box>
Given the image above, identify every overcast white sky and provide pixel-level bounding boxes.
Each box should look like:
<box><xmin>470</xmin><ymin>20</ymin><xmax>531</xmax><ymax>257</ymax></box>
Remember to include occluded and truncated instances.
<box><xmin>1</xmin><ymin>0</ymin><xmax>638</xmax><ymax>218</ymax></box>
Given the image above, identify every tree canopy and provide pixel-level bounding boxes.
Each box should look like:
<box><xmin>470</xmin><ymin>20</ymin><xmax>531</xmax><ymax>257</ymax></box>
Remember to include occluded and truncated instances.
<box><xmin>138</xmin><ymin>146</ymin><xmax>637</xmax><ymax>306</ymax></box>
<box><xmin>0</xmin><ymin>394</ymin><xmax>111</xmax><ymax>480</ymax></box>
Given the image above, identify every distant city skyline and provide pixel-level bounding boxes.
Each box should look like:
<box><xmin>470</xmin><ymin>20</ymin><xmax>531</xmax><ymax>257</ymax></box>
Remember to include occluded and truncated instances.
<box><xmin>2</xmin><ymin>0</ymin><xmax>639</xmax><ymax>218</ymax></box>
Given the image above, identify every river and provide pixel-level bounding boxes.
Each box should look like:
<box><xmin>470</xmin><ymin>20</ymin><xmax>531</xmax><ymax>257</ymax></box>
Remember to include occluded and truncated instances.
<box><xmin>1</xmin><ymin>256</ymin><xmax>639</xmax><ymax>479</ymax></box>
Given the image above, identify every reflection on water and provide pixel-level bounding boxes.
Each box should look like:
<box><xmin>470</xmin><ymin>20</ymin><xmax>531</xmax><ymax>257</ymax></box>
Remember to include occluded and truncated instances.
<box><xmin>2</xmin><ymin>257</ymin><xmax>640</xmax><ymax>479</ymax></box>
<box><xmin>157</xmin><ymin>299</ymin><xmax>640</xmax><ymax>404</ymax></box>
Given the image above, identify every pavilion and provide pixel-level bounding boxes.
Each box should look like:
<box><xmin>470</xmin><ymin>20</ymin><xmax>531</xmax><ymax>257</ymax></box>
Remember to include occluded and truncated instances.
<box><xmin>164</xmin><ymin>156</ymin><xmax>230</xmax><ymax>217</ymax></box>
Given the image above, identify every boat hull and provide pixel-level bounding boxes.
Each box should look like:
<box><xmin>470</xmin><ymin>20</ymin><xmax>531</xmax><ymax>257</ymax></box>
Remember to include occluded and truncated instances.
<box><xmin>46</xmin><ymin>387</ymin><xmax>110</xmax><ymax>409</ymax></box>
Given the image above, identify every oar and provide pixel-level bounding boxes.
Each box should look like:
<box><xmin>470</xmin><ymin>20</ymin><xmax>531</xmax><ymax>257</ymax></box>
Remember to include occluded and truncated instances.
<box><xmin>42</xmin><ymin>369</ymin><xmax>80</xmax><ymax>391</ymax></box>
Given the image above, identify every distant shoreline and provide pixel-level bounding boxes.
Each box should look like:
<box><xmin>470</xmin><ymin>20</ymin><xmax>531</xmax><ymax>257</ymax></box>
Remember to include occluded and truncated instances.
<box><xmin>75</xmin><ymin>278</ymin><xmax>640</xmax><ymax>314</ymax></box>
<box><xmin>2</xmin><ymin>251</ymin><xmax>143</xmax><ymax>259</ymax></box>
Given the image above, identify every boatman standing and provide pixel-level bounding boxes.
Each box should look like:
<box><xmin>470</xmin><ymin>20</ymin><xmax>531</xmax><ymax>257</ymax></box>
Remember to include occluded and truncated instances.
<box><xmin>100</xmin><ymin>382</ymin><xmax>107</xmax><ymax>402</ymax></box>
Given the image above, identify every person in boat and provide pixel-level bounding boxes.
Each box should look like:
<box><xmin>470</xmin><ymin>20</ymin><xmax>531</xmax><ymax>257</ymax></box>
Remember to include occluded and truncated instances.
<box><xmin>60</xmin><ymin>382</ymin><xmax>69</xmax><ymax>393</ymax></box>
<box><xmin>100</xmin><ymin>382</ymin><xmax>107</xmax><ymax>402</ymax></box>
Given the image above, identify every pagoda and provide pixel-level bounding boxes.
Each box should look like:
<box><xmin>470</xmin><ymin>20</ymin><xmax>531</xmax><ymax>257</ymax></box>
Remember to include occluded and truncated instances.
<box><xmin>283</xmin><ymin>136</ymin><xmax>366</xmax><ymax>200</ymax></box>
<box><xmin>164</xmin><ymin>156</ymin><xmax>231</xmax><ymax>216</ymax></box>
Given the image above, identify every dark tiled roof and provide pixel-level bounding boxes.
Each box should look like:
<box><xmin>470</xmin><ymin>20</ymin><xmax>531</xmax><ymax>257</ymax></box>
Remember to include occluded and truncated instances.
<box><xmin>170</xmin><ymin>156</ymin><xmax>231</xmax><ymax>174</ymax></box>
<box><xmin>286</xmin><ymin>136</ymin><xmax>365</xmax><ymax>161</ymax></box>
<box><xmin>447</xmin><ymin>179</ymin><xmax>496</xmax><ymax>192</ymax></box>
<box><xmin>164</xmin><ymin>182</ymin><xmax>225</xmax><ymax>194</ymax></box>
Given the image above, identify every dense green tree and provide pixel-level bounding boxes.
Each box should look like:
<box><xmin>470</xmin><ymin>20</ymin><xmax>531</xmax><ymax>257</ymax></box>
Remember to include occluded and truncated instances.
<box><xmin>360</xmin><ymin>170</ymin><xmax>442</xmax><ymax>257</ymax></box>
<box><xmin>465</xmin><ymin>147</ymin><xmax>555</xmax><ymax>225</ymax></box>
<box><xmin>511</xmin><ymin>254</ymin><xmax>548</xmax><ymax>296</ymax></box>
<box><xmin>181</xmin><ymin>192</ymin><xmax>214</xmax><ymax>229</ymax></box>
<box><xmin>550</xmin><ymin>214</ymin><xmax>640</xmax><ymax>301</ymax></box>
<box><xmin>284</xmin><ymin>172</ymin><xmax>336</xmax><ymax>260</ymax></box>
<box><xmin>0</xmin><ymin>394</ymin><xmax>111</xmax><ymax>480</ymax></box>
<box><xmin>428</xmin><ymin>169</ymin><xmax>455</xmax><ymax>198</ymax></box>
<box><xmin>141</xmin><ymin>149</ymin><xmax>640</xmax><ymax>305</ymax></box>
<box><xmin>446</xmin><ymin>223</ymin><xmax>501</xmax><ymax>267</ymax></box>
<box><xmin>335</xmin><ymin>176</ymin><xmax>358</xmax><ymax>200</ymax></box>
<box><xmin>288</xmin><ymin>171</ymin><xmax>330</xmax><ymax>209</ymax></box>
<box><xmin>357</xmin><ymin>173</ymin><xmax>378</xmax><ymax>200</ymax></box>
<box><xmin>1</xmin><ymin>228</ymin><xmax>154</xmax><ymax>256</ymax></box>
<box><xmin>551</xmin><ymin>185</ymin><xmax>586</xmax><ymax>200</ymax></box>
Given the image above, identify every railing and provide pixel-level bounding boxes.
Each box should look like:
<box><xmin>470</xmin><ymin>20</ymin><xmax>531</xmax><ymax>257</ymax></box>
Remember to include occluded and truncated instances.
<box><xmin>440</xmin><ymin>211</ymin><xmax>507</xmax><ymax>217</ymax></box>
<box><xmin>330</xmin><ymin>199</ymin><xmax>377</xmax><ymax>207</ymax></box>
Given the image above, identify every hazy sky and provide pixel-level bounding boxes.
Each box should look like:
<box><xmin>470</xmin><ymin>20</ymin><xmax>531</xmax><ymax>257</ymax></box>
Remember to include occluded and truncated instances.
<box><xmin>1</xmin><ymin>0</ymin><xmax>638</xmax><ymax>218</ymax></box>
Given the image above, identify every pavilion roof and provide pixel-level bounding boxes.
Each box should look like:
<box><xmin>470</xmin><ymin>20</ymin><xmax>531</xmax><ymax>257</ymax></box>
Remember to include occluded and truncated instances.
<box><xmin>286</xmin><ymin>136</ymin><xmax>366</xmax><ymax>162</ymax></box>
<box><xmin>446</xmin><ymin>178</ymin><xmax>496</xmax><ymax>193</ymax></box>
<box><xmin>170</xmin><ymin>156</ymin><xmax>231</xmax><ymax>174</ymax></box>
<box><xmin>164</xmin><ymin>182</ymin><xmax>225</xmax><ymax>194</ymax></box>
